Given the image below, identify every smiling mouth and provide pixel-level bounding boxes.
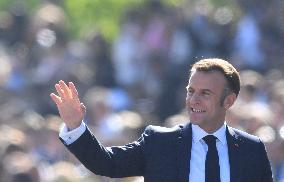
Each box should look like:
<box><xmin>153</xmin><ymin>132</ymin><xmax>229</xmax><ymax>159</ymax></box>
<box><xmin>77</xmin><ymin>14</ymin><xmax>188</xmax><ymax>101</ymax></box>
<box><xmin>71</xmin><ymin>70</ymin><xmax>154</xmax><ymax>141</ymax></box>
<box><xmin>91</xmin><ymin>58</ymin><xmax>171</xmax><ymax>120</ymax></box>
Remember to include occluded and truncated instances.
<box><xmin>191</xmin><ymin>108</ymin><xmax>205</xmax><ymax>113</ymax></box>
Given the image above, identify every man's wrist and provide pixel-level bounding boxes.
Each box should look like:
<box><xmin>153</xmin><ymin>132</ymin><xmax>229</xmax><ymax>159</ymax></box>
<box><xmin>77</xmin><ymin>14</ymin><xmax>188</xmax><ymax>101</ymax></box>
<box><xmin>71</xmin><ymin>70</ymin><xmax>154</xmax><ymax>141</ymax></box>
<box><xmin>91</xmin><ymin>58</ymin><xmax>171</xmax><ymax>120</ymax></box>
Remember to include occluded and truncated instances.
<box><xmin>59</xmin><ymin>122</ymin><xmax>86</xmax><ymax>145</ymax></box>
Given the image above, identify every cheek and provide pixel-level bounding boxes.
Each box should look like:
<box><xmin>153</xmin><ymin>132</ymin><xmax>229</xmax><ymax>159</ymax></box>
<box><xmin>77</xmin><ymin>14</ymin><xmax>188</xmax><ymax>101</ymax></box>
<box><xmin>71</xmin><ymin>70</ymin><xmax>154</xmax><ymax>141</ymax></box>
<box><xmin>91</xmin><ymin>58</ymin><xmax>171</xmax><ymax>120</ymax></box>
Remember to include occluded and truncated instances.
<box><xmin>185</xmin><ymin>96</ymin><xmax>190</xmax><ymax>104</ymax></box>
<box><xmin>203</xmin><ymin>99</ymin><xmax>217</xmax><ymax>111</ymax></box>
<box><xmin>208</xmin><ymin>102</ymin><xmax>224</xmax><ymax>114</ymax></box>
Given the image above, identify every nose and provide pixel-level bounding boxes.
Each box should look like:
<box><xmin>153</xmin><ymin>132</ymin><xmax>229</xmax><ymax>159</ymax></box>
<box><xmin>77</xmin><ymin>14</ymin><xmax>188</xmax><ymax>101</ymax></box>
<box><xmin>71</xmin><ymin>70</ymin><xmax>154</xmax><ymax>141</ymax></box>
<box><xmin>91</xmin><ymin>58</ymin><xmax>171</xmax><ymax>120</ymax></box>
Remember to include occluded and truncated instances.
<box><xmin>186</xmin><ymin>93</ymin><xmax>200</xmax><ymax>105</ymax></box>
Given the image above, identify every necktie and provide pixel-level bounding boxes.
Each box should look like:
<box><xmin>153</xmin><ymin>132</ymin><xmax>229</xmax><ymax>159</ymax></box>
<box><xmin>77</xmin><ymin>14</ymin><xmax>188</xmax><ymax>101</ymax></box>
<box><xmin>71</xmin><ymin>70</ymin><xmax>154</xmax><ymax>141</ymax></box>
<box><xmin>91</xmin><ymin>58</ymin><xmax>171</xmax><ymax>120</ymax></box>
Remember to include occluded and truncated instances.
<box><xmin>203</xmin><ymin>135</ymin><xmax>221</xmax><ymax>182</ymax></box>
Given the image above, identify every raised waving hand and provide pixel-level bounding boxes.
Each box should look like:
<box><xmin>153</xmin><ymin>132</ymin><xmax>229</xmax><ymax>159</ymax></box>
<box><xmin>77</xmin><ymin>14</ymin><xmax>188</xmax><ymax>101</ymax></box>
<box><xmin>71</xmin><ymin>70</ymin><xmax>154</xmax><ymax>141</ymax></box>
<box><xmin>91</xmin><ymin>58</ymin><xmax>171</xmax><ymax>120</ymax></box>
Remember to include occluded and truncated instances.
<box><xmin>50</xmin><ymin>80</ymin><xmax>86</xmax><ymax>130</ymax></box>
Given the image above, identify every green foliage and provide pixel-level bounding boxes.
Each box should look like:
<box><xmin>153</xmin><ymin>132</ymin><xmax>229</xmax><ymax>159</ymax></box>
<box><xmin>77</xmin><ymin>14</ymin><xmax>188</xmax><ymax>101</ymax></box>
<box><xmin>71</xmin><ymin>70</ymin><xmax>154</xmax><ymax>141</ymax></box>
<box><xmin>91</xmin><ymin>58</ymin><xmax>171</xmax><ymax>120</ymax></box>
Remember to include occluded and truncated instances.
<box><xmin>63</xmin><ymin>0</ymin><xmax>183</xmax><ymax>42</ymax></box>
<box><xmin>0</xmin><ymin>0</ymin><xmax>183</xmax><ymax>42</ymax></box>
<box><xmin>64</xmin><ymin>0</ymin><xmax>145</xmax><ymax>42</ymax></box>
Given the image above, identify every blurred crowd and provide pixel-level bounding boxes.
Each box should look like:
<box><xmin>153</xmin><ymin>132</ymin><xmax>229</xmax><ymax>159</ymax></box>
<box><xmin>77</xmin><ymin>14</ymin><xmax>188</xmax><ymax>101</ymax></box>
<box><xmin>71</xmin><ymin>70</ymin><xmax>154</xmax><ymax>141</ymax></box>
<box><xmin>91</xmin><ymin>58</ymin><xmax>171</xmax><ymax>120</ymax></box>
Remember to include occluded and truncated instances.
<box><xmin>0</xmin><ymin>0</ymin><xmax>284</xmax><ymax>181</ymax></box>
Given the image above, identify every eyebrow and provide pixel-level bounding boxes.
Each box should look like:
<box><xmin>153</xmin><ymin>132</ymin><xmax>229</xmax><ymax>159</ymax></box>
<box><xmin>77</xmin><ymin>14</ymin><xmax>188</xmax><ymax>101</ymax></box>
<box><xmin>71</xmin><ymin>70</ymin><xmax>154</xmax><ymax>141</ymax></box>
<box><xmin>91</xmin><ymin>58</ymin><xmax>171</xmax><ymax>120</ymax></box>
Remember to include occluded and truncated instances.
<box><xmin>186</xmin><ymin>86</ymin><xmax>215</xmax><ymax>94</ymax></box>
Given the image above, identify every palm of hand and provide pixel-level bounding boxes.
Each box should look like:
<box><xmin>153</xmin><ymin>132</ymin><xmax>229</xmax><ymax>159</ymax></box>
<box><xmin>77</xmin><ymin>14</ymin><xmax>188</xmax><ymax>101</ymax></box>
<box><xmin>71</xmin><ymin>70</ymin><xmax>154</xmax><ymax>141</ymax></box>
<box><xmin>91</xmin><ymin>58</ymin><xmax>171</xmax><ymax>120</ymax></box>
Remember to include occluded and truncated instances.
<box><xmin>50</xmin><ymin>80</ymin><xmax>86</xmax><ymax>130</ymax></box>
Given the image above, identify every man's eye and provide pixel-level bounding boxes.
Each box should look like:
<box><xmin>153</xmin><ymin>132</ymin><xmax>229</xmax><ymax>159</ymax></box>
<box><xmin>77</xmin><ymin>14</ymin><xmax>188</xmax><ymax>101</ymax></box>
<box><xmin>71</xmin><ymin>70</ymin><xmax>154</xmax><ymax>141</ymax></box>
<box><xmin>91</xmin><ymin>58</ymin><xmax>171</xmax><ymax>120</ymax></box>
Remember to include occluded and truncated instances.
<box><xmin>202</xmin><ymin>92</ymin><xmax>210</xmax><ymax>96</ymax></box>
<box><xmin>187</xmin><ymin>90</ymin><xmax>193</xmax><ymax>95</ymax></box>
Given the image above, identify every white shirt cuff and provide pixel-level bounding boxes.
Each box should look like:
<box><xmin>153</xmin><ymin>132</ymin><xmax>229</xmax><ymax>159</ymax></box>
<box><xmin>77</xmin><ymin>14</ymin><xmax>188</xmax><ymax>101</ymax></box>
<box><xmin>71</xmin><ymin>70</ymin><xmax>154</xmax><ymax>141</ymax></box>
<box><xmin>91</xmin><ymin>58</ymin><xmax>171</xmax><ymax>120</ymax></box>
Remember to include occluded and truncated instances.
<box><xmin>59</xmin><ymin>122</ymin><xmax>86</xmax><ymax>145</ymax></box>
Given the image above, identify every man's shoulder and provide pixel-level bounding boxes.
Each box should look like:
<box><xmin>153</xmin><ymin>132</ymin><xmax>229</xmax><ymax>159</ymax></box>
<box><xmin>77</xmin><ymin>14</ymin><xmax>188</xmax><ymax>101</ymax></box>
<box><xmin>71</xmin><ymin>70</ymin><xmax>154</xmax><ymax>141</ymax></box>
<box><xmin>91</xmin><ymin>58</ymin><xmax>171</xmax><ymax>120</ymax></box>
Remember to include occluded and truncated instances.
<box><xmin>141</xmin><ymin>124</ymin><xmax>189</xmax><ymax>147</ymax></box>
<box><xmin>145</xmin><ymin>124</ymin><xmax>183</xmax><ymax>134</ymax></box>
<box><xmin>228</xmin><ymin>126</ymin><xmax>261</xmax><ymax>144</ymax></box>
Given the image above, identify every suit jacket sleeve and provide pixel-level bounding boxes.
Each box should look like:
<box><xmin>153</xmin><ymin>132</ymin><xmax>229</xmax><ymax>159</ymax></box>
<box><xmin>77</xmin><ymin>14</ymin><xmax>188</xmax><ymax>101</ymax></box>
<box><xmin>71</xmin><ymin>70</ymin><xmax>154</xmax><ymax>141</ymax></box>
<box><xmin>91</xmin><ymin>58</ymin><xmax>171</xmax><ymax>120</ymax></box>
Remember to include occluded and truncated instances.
<box><xmin>232</xmin><ymin>128</ymin><xmax>274</xmax><ymax>182</ymax></box>
<box><xmin>259</xmin><ymin>140</ymin><xmax>274</xmax><ymax>182</ymax></box>
<box><xmin>60</xmin><ymin>126</ymin><xmax>151</xmax><ymax>178</ymax></box>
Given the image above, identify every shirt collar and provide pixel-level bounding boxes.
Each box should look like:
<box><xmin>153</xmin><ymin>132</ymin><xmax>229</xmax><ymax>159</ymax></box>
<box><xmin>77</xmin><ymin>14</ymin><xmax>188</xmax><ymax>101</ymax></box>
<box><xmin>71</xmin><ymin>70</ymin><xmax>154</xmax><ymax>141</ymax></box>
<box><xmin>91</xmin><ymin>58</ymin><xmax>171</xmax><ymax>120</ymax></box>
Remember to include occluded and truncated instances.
<box><xmin>192</xmin><ymin>122</ymin><xmax>227</xmax><ymax>145</ymax></box>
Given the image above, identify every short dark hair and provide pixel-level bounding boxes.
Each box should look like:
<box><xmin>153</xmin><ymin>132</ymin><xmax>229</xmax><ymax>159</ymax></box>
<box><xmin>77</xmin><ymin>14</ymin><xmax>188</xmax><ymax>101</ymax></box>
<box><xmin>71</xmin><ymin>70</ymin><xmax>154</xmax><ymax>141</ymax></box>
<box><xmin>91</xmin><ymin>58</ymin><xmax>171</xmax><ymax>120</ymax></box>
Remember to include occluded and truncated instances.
<box><xmin>190</xmin><ymin>58</ymin><xmax>241</xmax><ymax>97</ymax></box>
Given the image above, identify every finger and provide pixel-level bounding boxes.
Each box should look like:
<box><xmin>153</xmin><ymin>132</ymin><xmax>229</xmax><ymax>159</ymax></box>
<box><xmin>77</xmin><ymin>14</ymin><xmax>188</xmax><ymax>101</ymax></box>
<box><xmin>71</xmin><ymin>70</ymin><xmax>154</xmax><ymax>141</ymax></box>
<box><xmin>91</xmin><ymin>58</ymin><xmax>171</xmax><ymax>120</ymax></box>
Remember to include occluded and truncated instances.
<box><xmin>55</xmin><ymin>84</ymin><xmax>65</xmax><ymax>99</ymax></box>
<box><xmin>50</xmin><ymin>93</ymin><xmax>62</xmax><ymax>105</ymax></box>
<box><xmin>69</xmin><ymin>82</ymin><xmax>79</xmax><ymax>100</ymax></box>
<box><xmin>59</xmin><ymin>80</ymin><xmax>72</xmax><ymax>98</ymax></box>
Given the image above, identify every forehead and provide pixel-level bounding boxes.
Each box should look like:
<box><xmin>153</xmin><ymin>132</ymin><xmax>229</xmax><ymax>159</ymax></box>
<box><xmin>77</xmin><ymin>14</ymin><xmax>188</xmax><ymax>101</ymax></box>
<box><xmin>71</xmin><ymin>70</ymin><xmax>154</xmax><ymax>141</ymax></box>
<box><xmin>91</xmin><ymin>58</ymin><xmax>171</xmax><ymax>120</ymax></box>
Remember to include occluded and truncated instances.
<box><xmin>188</xmin><ymin>70</ymin><xmax>227</xmax><ymax>91</ymax></box>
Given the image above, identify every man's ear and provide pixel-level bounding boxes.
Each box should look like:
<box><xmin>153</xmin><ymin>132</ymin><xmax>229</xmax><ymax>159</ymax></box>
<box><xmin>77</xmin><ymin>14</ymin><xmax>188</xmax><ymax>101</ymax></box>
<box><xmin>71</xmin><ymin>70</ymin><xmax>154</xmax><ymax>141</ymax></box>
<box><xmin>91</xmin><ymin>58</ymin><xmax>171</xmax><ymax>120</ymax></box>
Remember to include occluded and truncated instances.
<box><xmin>223</xmin><ymin>93</ymin><xmax>237</xmax><ymax>110</ymax></box>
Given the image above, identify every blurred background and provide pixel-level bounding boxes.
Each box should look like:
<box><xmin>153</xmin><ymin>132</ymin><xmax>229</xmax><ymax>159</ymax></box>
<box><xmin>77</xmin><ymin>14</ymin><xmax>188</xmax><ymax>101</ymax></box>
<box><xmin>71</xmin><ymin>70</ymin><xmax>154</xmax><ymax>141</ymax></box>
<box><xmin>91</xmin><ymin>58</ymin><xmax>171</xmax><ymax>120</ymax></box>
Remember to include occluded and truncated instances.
<box><xmin>0</xmin><ymin>0</ymin><xmax>284</xmax><ymax>181</ymax></box>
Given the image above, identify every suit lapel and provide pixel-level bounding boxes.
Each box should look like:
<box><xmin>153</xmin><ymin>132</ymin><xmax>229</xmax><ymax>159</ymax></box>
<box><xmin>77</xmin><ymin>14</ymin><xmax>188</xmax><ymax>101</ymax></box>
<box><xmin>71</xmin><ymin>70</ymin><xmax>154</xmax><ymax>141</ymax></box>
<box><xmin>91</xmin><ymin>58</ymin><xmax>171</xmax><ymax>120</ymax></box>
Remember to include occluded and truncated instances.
<box><xmin>177</xmin><ymin>123</ymin><xmax>192</xmax><ymax>182</ymax></box>
<box><xmin>226</xmin><ymin>126</ymin><xmax>242</xmax><ymax>182</ymax></box>
<box><xmin>175</xmin><ymin>124</ymin><xmax>242</xmax><ymax>182</ymax></box>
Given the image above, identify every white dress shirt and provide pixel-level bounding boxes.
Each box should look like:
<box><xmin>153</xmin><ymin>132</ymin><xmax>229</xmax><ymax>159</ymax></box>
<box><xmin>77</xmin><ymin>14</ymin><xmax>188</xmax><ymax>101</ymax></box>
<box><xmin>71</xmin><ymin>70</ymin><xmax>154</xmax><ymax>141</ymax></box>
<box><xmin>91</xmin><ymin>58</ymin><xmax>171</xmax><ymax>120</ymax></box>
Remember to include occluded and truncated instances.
<box><xmin>59</xmin><ymin>122</ymin><xmax>230</xmax><ymax>181</ymax></box>
<box><xmin>59</xmin><ymin>122</ymin><xmax>86</xmax><ymax>145</ymax></box>
<box><xmin>189</xmin><ymin>123</ymin><xmax>230</xmax><ymax>182</ymax></box>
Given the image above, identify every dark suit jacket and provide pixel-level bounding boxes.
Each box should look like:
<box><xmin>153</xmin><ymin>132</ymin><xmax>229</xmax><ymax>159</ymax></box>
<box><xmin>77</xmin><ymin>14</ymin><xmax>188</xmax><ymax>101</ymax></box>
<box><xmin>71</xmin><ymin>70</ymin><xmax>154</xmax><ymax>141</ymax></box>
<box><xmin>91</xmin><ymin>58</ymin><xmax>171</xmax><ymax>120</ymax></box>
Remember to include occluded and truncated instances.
<box><xmin>60</xmin><ymin>123</ymin><xmax>273</xmax><ymax>182</ymax></box>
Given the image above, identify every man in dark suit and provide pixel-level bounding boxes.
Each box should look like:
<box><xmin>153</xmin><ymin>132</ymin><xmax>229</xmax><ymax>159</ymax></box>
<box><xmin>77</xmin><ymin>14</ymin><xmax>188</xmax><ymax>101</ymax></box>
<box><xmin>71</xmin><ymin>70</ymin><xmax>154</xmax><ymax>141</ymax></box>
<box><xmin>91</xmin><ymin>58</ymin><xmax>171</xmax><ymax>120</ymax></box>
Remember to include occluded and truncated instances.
<box><xmin>50</xmin><ymin>58</ymin><xmax>273</xmax><ymax>182</ymax></box>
